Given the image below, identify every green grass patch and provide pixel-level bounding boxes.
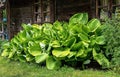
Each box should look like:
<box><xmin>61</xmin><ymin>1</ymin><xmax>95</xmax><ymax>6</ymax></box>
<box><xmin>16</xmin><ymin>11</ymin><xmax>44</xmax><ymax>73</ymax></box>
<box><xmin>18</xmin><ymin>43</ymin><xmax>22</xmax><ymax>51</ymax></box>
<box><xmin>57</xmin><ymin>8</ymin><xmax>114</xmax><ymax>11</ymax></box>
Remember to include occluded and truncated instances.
<box><xmin>0</xmin><ymin>56</ymin><xmax>119</xmax><ymax>77</ymax></box>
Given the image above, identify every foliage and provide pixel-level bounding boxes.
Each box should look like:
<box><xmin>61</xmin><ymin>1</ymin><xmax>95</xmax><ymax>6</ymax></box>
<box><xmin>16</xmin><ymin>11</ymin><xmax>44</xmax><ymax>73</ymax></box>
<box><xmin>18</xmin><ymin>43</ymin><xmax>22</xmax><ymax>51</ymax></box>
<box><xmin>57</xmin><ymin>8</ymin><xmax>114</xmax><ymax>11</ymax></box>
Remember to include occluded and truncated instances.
<box><xmin>1</xmin><ymin>13</ymin><xmax>109</xmax><ymax>70</ymax></box>
<box><xmin>0</xmin><ymin>39</ymin><xmax>8</xmax><ymax>54</ymax></box>
<box><xmin>102</xmin><ymin>17</ymin><xmax>120</xmax><ymax>71</ymax></box>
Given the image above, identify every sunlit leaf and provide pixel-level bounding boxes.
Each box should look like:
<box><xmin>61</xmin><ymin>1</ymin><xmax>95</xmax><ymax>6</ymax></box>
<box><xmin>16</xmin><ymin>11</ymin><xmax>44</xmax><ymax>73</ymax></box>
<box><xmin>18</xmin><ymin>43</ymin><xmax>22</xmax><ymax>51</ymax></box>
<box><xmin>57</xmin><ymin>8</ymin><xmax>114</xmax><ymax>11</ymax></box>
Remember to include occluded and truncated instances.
<box><xmin>35</xmin><ymin>53</ymin><xmax>48</xmax><ymax>63</ymax></box>
<box><xmin>87</xmin><ymin>19</ymin><xmax>101</xmax><ymax>32</ymax></box>
<box><xmin>69</xmin><ymin>13</ymin><xmax>88</xmax><ymax>25</ymax></box>
<box><xmin>52</xmin><ymin>47</ymin><xmax>70</xmax><ymax>58</ymax></box>
<box><xmin>95</xmin><ymin>36</ymin><xmax>105</xmax><ymax>45</ymax></box>
<box><xmin>62</xmin><ymin>37</ymin><xmax>76</xmax><ymax>48</ymax></box>
<box><xmin>46</xmin><ymin>56</ymin><xmax>61</xmax><ymax>70</ymax></box>
<box><xmin>28</xmin><ymin>42</ymin><xmax>42</xmax><ymax>56</ymax></box>
<box><xmin>93</xmin><ymin>48</ymin><xmax>110</xmax><ymax>68</ymax></box>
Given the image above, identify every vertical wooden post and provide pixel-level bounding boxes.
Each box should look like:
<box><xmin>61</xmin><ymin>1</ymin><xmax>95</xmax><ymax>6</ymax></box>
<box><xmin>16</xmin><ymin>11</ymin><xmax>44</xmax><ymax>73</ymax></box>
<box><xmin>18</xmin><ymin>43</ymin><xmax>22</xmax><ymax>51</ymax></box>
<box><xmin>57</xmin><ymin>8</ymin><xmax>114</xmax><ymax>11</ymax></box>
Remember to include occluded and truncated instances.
<box><xmin>108</xmin><ymin>0</ymin><xmax>112</xmax><ymax>18</ymax></box>
<box><xmin>6</xmin><ymin>0</ymin><xmax>11</xmax><ymax>40</ymax></box>
<box><xmin>50</xmin><ymin>0</ymin><xmax>55</xmax><ymax>23</ymax></box>
<box><xmin>41</xmin><ymin>0</ymin><xmax>44</xmax><ymax>23</ymax></box>
<box><xmin>95</xmin><ymin>0</ymin><xmax>99</xmax><ymax>18</ymax></box>
<box><xmin>0</xmin><ymin>8</ymin><xmax>2</xmax><ymax>22</ymax></box>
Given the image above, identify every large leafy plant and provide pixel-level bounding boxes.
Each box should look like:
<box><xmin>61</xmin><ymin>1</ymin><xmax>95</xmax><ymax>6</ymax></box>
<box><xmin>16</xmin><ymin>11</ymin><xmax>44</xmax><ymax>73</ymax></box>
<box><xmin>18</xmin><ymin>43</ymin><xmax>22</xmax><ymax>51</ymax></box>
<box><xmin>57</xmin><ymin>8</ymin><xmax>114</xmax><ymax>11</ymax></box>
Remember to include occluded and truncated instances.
<box><xmin>1</xmin><ymin>13</ymin><xmax>109</xmax><ymax>69</ymax></box>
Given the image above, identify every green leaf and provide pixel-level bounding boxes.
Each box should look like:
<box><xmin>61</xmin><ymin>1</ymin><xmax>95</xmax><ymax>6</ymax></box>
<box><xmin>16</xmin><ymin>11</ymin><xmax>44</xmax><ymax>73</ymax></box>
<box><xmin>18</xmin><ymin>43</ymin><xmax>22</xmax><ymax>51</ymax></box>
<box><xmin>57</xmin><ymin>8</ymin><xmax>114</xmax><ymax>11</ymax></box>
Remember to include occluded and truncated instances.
<box><xmin>53</xmin><ymin>21</ymin><xmax>63</xmax><ymax>31</ymax></box>
<box><xmin>93</xmin><ymin>48</ymin><xmax>110</xmax><ymax>68</ymax></box>
<box><xmin>8</xmin><ymin>51</ymin><xmax>15</xmax><ymax>58</ymax></box>
<box><xmin>71</xmin><ymin>42</ymin><xmax>82</xmax><ymax>51</ymax></box>
<box><xmin>35</xmin><ymin>53</ymin><xmax>48</xmax><ymax>63</ymax></box>
<box><xmin>90</xmin><ymin>35</ymin><xmax>96</xmax><ymax>46</ymax></box>
<box><xmin>1</xmin><ymin>49</ymin><xmax>9</xmax><ymax>57</ymax></box>
<box><xmin>78</xmin><ymin>33</ymin><xmax>90</xmax><ymax>42</ymax></box>
<box><xmin>18</xmin><ymin>55</ymin><xmax>26</xmax><ymax>62</ymax></box>
<box><xmin>82</xmin><ymin>25</ymin><xmax>90</xmax><ymax>33</ymax></box>
<box><xmin>22</xmin><ymin>23</ymin><xmax>32</xmax><ymax>31</ymax></box>
<box><xmin>76</xmin><ymin>49</ymin><xmax>87</xmax><ymax>58</ymax></box>
<box><xmin>82</xmin><ymin>41</ymin><xmax>89</xmax><ymax>48</ymax></box>
<box><xmin>42</xmin><ymin>23</ymin><xmax>53</xmax><ymax>35</ymax></box>
<box><xmin>62</xmin><ymin>37</ymin><xmax>76</xmax><ymax>48</ymax></box>
<box><xmin>11</xmin><ymin>36</ymin><xmax>20</xmax><ymax>46</ymax></box>
<box><xmin>51</xmin><ymin>40</ymin><xmax>61</xmax><ymax>48</ymax></box>
<box><xmin>95</xmin><ymin>36</ymin><xmax>105</xmax><ymax>45</ymax></box>
<box><xmin>46</xmin><ymin>56</ymin><xmax>61</xmax><ymax>70</ymax></box>
<box><xmin>28</xmin><ymin>42</ymin><xmax>42</xmax><ymax>56</ymax></box>
<box><xmin>52</xmin><ymin>47</ymin><xmax>70</xmax><ymax>58</ymax></box>
<box><xmin>69</xmin><ymin>13</ymin><xmax>88</xmax><ymax>25</ymax></box>
<box><xmin>32</xmin><ymin>24</ymin><xmax>42</xmax><ymax>30</ymax></box>
<box><xmin>2</xmin><ymin>41</ymin><xmax>10</xmax><ymax>49</ymax></box>
<box><xmin>87</xmin><ymin>19</ymin><xmax>101</xmax><ymax>32</ymax></box>
<box><xmin>26</xmin><ymin>54</ymin><xmax>34</xmax><ymax>62</ymax></box>
<box><xmin>69</xmin><ymin>24</ymin><xmax>83</xmax><ymax>34</ymax></box>
<box><xmin>67</xmin><ymin>51</ymin><xmax>76</xmax><ymax>58</ymax></box>
<box><xmin>18</xmin><ymin>31</ymin><xmax>27</xmax><ymax>43</ymax></box>
<box><xmin>83</xmin><ymin>60</ymin><xmax>91</xmax><ymax>65</ymax></box>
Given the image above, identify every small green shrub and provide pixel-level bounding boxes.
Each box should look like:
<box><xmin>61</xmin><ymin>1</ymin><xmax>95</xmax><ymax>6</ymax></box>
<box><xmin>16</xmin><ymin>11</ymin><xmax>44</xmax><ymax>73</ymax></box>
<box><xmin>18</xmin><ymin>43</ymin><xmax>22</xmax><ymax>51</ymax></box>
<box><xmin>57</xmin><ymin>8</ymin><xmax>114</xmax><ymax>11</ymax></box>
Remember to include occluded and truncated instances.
<box><xmin>102</xmin><ymin>17</ymin><xmax>120</xmax><ymax>72</ymax></box>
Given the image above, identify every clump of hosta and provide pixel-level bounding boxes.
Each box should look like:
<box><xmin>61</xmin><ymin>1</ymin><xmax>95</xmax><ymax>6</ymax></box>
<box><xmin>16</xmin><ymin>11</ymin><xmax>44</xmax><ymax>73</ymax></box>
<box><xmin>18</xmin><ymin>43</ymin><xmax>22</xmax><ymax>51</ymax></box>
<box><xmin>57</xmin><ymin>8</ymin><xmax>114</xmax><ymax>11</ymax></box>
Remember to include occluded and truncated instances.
<box><xmin>1</xmin><ymin>13</ymin><xmax>109</xmax><ymax>70</ymax></box>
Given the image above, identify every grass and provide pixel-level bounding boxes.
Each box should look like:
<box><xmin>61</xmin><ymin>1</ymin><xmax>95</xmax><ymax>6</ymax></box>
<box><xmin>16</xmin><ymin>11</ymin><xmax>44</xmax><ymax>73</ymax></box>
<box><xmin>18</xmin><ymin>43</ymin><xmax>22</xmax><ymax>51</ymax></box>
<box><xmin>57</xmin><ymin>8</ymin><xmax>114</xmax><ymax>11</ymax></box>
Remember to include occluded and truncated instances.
<box><xmin>0</xmin><ymin>56</ymin><xmax>120</xmax><ymax>77</ymax></box>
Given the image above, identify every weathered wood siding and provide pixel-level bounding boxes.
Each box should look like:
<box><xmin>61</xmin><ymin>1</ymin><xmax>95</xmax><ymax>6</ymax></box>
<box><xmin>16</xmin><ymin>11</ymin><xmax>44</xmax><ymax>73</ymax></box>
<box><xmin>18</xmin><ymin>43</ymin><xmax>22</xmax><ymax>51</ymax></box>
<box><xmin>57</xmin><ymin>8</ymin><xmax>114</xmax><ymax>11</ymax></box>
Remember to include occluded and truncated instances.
<box><xmin>56</xmin><ymin>0</ymin><xmax>93</xmax><ymax>21</ymax></box>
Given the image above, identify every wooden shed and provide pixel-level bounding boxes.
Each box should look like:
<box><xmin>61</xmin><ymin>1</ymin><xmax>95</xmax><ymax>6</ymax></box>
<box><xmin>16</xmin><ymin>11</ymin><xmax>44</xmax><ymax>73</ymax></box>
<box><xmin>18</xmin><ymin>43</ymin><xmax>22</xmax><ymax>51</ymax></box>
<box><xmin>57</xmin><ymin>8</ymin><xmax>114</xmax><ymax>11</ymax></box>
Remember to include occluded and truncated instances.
<box><xmin>1</xmin><ymin>0</ymin><xmax>120</xmax><ymax>39</ymax></box>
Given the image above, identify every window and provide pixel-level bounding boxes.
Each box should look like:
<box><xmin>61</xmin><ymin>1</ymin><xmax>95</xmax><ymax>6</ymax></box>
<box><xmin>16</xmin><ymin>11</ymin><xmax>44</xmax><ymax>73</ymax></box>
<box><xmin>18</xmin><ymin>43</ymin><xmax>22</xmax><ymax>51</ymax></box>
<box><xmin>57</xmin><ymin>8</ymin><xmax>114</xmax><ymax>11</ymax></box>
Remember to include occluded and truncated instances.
<box><xmin>33</xmin><ymin>0</ymin><xmax>54</xmax><ymax>24</ymax></box>
<box><xmin>95</xmin><ymin>0</ymin><xmax>109</xmax><ymax>19</ymax></box>
<box><xmin>95</xmin><ymin>0</ymin><xmax>120</xmax><ymax>19</ymax></box>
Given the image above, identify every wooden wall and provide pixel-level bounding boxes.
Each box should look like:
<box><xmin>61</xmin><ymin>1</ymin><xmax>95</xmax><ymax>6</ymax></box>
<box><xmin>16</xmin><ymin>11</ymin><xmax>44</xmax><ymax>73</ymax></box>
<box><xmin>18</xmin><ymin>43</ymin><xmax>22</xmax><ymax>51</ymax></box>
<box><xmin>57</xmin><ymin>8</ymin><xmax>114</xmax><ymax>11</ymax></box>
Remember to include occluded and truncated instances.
<box><xmin>9</xmin><ymin>0</ymin><xmax>33</xmax><ymax>38</ymax></box>
<box><xmin>7</xmin><ymin>0</ymin><xmax>96</xmax><ymax>39</ymax></box>
<box><xmin>56</xmin><ymin>0</ymin><xmax>93</xmax><ymax>21</ymax></box>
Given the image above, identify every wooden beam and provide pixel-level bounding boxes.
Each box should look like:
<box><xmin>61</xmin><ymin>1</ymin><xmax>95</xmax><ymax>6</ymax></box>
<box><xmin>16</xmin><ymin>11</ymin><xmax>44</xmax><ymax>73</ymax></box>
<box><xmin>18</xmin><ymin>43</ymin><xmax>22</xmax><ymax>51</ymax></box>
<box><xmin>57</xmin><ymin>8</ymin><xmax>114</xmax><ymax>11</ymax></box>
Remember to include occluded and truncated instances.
<box><xmin>6</xmin><ymin>0</ymin><xmax>11</xmax><ymax>40</ymax></box>
<box><xmin>95</xmin><ymin>0</ymin><xmax>99</xmax><ymax>18</ymax></box>
<box><xmin>108</xmin><ymin>0</ymin><xmax>112</xmax><ymax>18</ymax></box>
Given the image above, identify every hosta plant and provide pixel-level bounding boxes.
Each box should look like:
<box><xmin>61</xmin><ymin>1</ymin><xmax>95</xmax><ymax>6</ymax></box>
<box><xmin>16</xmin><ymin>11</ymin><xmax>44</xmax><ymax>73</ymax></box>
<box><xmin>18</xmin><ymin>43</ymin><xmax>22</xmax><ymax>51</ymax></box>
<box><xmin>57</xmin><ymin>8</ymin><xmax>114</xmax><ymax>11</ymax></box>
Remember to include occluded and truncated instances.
<box><xmin>1</xmin><ymin>13</ymin><xmax>109</xmax><ymax>70</ymax></box>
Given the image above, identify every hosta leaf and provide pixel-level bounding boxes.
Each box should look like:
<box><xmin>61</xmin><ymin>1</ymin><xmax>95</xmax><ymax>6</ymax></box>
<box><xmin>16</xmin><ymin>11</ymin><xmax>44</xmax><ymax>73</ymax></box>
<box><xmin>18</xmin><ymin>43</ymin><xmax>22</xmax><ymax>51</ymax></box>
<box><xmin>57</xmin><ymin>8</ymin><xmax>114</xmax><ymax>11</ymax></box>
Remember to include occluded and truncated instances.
<box><xmin>69</xmin><ymin>24</ymin><xmax>83</xmax><ymax>34</ymax></box>
<box><xmin>76</xmin><ymin>49</ymin><xmax>87</xmax><ymax>58</ymax></box>
<box><xmin>11</xmin><ymin>37</ymin><xmax>20</xmax><ymax>46</ymax></box>
<box><xmin>42</xmin><ymin>23</ymin><xmax>53</xmax><ymax>35</ymax></box>
<box><xmin>82</xmin><ymin>41</ymin><xmax>89</xmax><ymax>48</ymax></box>
<box><xmin>1</xmin><ymin>49</ymin><xmax>9</xmax><ymax>57</ymax></box>
<box><xmin>95</xmin><ymin>36</ymin><xmax>105</xmax><ymax>45</ymax></box>
<box><xmin>69</xmin><ymin>13</ymin><xmax>88</xmax><ymax>25</ymax></box>
<box><xmin>83</xmin><ymin>60</ymin><xmax>91</xmax><ymax>65</ymax></box>
<box><xmin>26</xmin><ymin>54</ymin><xmax>34</xmax><ymax>62</ymax></box>
<box><xmin>46</xmin><ymin>56</ymin><xmax>61</xmax><ymax>70</ymax></box>
<box><xmin>71</xmin><ymin>42</ymin><xmax>82</xmax><ymax>51</ymax></box>
<box><xmin>78</xmin><ymin>33</ymin><xmax>90</xmax><ymax>42</ymax></box>
<box><xmin>32</xmin><ymin>24</ymin><xmax>42</xmax><ymax>30</ymax></box>
<box><xmin>51</xmin><ymin>40</ymin><xmax>61</xmax><ymax>48</ymax></box>
<box><xmin>8</xmin><ymin>51</ymin><xmax>15</xmax><ymax>58</ymax></box>
<box><xmin>22</xmin><ymin>23</ymin><xmax>32</xmax><ymax>31</ymax></box>
<box><xmin>18</xmin><ymin>31</ymin><xmax>28</xmax><ymax>43</ymax></box>
<box><xmin>18</xmin><ymin>55</ymin><xmax>26</xmax><ymax>62</ymax></box>
<box><xmin>82</xmin><ymin>25</ymin><xmax>90</xmax><ymax>33</ymax></box>
<box><xmin>62</xmin><ymin>37</ymin><xmax>76</xmax><ymax>48</ymax></box>
<box><xmin>90</xmin><ymin>35</ymin><xmax>96</xmax><ymax>46</ymax></box>
<box><xmin>53</xmin><ymin>21</ymin><xmax>63</xmax><ymax>31</ymax></box>
<box><xmin>93</xmin><ymin>48</ymin><xmax>110</xmax><ymax>68</ymax></box>
<box><xmin>1</xmin><ymin>41</ymin><xmax>10</xmax><ymax>49</ymax></box>
<box><xmin>28</xmin><ymin>42</ymin><xmax>42</xmax><ymax>56</ymax></box>
<box><xmin>67</xmin><ymin>51</ymin><xmax>76</xmax><ymax>58</ymax></box>
<box><xmin>35</xmin><ymin>53</ymin><xmax>48</xmax><ymax>63</ymax></box>
<box><xmin>88</xmin><ymin>19</ymin><xmax>101</xmax><ymax>32</ymax></box>
<box><xmin>52</xmin><ymin>47</ymin><xmax>70</xmax><ymax>57</ymax></box>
